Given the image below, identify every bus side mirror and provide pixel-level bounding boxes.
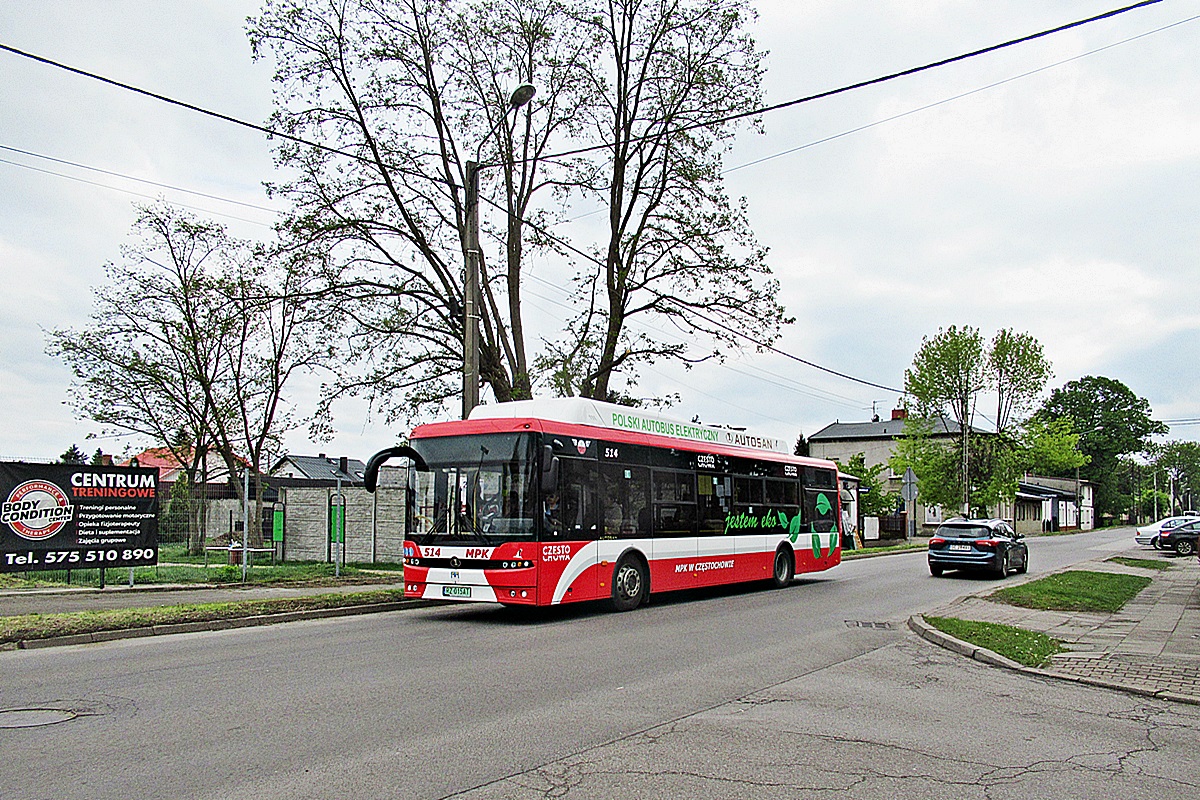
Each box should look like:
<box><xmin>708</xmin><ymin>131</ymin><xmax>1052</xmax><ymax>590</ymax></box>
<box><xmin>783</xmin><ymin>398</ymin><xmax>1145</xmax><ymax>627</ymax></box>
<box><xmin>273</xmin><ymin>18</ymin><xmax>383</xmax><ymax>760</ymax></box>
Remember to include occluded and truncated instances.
<box><xmin>541</xmin><ymin>446</ymin><xmax>559</xmax><ymax>492</ymax></box>
<box><xmin>364</xmin><ymin>445</ymin><xmax>427</xmax><ymax>493</ymax></box>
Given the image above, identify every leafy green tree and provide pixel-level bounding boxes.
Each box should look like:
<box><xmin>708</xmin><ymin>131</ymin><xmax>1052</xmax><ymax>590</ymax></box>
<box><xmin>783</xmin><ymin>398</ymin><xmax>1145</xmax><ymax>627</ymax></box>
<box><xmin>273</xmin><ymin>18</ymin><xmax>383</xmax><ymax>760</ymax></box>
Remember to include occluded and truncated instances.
<box><xmin>971</xmin><ymin>417</ymin><xmax>1088</xmax><ymax>513</ymax></box>
<box><xmin>901</xmin><ymin>326</ymin><xmax>1061</xmax><ymax>514</ymax></box>
<box><xmin>835</xmin><ymin>453</ymin><xmax>897</xmax><ymax>518</ymax></box>
<box><xmin>1022</xmin><ymin>417</ymin><xmax>1090</xmax><ymax>476</ymax></box>
<box><xmin>989</xmin><ymin>329</ymin><xmax>1052</xmax><ymax>434</ymax></box>
<box><xmin>1151</xmin><ymin>441</ymin><xmax>1200</xmax><ymax>515</ymax></box>
<box><xmin>58</xmin><ymin>444</ymin><xmax>87</xmax><ymax>464</ymax></box>
<box><xmin>1036</xmin><ymin>376</ymin><xmax>1166</xmax><ymax>520</ymax></box>
<box><xmin>890</xmin><ymin>416</ymin><xmax>965</xmax><ymax>513</ymax></box>
<box><xmin>903</xmin><ymin>326</ymin><xmax>985</xmax><ymax>512</ymax></box>
<box><xmin>793</xmin><ymin>433</ymin><xmax>809</xmax><ymax>457</ymax></box>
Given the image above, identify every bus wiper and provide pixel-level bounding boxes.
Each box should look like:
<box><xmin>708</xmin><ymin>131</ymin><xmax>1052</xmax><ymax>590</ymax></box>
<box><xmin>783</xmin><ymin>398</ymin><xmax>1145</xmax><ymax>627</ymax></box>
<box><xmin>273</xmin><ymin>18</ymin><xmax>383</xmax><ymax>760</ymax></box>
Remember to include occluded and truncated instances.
<box><xmin>458</xmin><ymin>513</ymin><xmax>497</xmax><ymax>546</ymax></box>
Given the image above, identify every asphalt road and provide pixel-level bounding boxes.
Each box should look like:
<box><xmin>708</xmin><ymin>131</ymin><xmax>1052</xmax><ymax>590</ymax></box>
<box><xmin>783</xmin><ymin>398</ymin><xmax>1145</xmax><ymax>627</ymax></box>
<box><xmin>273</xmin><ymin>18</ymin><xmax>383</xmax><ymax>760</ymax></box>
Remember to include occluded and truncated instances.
<box><xmin>2</xmin><ymin>528</ymin><xmax>1196</xmax><ymax>800</ymax></box>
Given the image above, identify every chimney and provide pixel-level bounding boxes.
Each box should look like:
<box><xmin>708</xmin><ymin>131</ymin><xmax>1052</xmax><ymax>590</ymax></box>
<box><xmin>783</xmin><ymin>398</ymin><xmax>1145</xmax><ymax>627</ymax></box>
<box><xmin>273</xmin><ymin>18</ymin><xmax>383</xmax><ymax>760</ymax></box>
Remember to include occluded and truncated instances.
<box><xmin>891</xmin><ymin>408</ymin><xmax>907</xmax><ymax>420</ymax></box>
<box><xmin>339</xmin><ymin>456</ymin><xmax>349</xmax><ymax>476</ymax></box>
<box><xmin>318</xmin><ymin>452</ymin><xmax>326</xmax><ymax>460</ymax></box>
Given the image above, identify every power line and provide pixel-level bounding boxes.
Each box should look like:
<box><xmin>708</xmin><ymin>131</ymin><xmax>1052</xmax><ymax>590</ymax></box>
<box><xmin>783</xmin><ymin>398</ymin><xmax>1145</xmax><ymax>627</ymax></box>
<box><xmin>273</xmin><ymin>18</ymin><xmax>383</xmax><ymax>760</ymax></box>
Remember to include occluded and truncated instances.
<box><xmin>0</xmin><ymin>41</ymin><xmax>380</xmax><ymax>170</ymax></box>
<box><xmin>481</xmin><ymin>192</ymin><xmax>903</xmax><ymax>394</ymax></box>
<box><xmin>0</xmin><ymin>156</ymin><xmax>275</xmax><ymax>228</ymax></box>
<box><xmin>723</xmin><ymin>13</ymin><xmax>1200</xmax><ymax>176</ymax></box>
<box><xmin>0</xmin><ymin>143</ymin><xmax>281</xmax><ymax>213</ymax></box>
<box><xmin>538</xmin><ymin>7</ymin><xmax>1192</xmax><ymax>225</ymax></box>
<box><xmin>0</xmin><ymin>2</ymin><xmax>1162</xmax><ymax>400</ymax></box>
<box><xmin>528</xmin><ymin>0</ymin><xmax>1164</xmax><ymax>165</ymax></box>
<box><xmin>1</xmin><ymin>2</ymin><xmax>1164</xmax><ymax>180</ymax></box>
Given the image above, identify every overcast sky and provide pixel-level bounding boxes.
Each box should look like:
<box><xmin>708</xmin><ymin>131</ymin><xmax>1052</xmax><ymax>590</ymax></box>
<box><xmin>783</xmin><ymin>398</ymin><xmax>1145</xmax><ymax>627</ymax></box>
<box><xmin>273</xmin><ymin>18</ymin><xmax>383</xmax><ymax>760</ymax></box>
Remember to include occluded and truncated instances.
<box><xmin>2</xmin><ymin>0</ymin><xmax>1198</xmax><ymax>463</ymax></box>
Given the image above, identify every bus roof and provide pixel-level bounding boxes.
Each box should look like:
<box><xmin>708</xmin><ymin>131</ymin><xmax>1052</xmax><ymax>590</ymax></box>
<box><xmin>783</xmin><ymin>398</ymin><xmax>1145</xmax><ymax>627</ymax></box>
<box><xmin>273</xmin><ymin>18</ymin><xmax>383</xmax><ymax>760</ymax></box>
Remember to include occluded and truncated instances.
<box><xmin>410</xmin><ymin>398</ymin><xmax>835</xmax><ymax>467</ymax></box>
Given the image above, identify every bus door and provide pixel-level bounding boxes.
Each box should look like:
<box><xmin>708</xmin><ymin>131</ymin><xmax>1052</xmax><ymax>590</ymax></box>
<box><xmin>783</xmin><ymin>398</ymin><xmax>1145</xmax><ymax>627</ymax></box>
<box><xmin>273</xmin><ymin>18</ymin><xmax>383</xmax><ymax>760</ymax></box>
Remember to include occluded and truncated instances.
<box><xmin>540</xmin><ymin>457</ymin><xmax>600</xmax><ymax>604</ymax></box>
<box><xmin>693</xmin><ymin>473</ymin><xmax>734</xmax><ymax>584</ymax></box>
<box><xmin>727</xmin><ymin>476</ymin><xmax>768</xmax><ymax>582</ymax></box>
<box><xmin>651</xmin><ymin>469</ymin><xmax>696</xmax><ymax>589</ymax></box>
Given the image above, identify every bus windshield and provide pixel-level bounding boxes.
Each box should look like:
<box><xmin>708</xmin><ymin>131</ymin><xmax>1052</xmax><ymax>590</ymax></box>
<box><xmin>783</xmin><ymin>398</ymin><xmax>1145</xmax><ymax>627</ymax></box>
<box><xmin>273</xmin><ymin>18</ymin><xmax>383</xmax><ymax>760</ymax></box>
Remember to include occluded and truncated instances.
<box><xmin>408</xmin><ymin>433</ymin><xmax>538</xmax><ymax>546</ymax></box>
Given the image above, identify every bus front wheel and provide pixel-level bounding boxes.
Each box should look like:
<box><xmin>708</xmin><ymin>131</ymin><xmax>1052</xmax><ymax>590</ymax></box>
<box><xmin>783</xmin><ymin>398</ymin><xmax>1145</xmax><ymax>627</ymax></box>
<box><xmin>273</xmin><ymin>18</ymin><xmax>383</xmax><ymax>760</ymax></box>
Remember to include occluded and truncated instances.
<box><xmin>611</xmin><ymin>555</ymin><xmax>648</xmax><ymax>612</ymax></box>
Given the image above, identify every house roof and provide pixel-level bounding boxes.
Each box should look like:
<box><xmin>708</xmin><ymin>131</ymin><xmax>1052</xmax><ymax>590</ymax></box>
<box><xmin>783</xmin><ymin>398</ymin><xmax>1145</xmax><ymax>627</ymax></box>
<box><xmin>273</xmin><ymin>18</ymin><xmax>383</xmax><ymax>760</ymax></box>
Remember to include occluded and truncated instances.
<box><xmin>120</xmin><ymin>446</ymin><xmax>240</xmax><ymax>483</ymax></box>
<box><xmin>1017</xmin><ymin>481</ymin><xmax>1079</xmax><ymax>500</ymax></box>
<box><xmin>272</xmin><ymin>455</ymin><xmax>366</xmax><ymax>484</ymax></box>
<box><xmin>809</xmin><ymin>417</ymin><xmax>974</xmax><ymax>442</ymax></box>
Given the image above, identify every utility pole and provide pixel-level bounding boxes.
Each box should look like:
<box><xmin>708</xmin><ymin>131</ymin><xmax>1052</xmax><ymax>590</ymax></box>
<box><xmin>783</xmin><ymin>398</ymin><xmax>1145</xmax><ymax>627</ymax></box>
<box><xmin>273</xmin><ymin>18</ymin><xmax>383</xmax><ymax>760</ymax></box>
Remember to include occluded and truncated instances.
<box><xmin>461</xmin><ymin>83</ymin><xmax>536</xmax><ymax>420</ymax></box>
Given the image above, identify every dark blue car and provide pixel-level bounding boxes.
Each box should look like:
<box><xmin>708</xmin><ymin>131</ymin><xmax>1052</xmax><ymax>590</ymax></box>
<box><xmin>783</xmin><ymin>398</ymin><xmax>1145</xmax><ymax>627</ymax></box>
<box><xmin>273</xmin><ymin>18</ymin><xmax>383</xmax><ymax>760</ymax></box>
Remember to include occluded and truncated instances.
<box><xmin>928</xmin><ymin>518</ymin><xmax>1028</xmax><ymax>578</ymax></box>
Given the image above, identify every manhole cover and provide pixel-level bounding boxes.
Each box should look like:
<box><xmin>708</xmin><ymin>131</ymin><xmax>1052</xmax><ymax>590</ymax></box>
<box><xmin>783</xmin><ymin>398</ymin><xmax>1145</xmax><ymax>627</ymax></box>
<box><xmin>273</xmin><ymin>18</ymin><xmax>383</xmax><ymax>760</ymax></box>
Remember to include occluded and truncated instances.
<box><xmin>0</xmin><ymin>709</ymin><xmax>77</xmax><ymax>729</ymax></box>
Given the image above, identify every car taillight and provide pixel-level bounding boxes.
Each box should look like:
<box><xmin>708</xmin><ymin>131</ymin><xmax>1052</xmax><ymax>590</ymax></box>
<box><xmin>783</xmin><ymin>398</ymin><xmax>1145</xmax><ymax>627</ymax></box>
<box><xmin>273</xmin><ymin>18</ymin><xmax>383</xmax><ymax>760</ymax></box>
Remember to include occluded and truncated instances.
<box><xmin>975</xmin><ymin>539</ymin><xmax>999</xmax><ymax>548</ymax></box>
<box><xmin>929</xmin><ymin>537</ymin><xmax>946</xmax><ymax>546</ymax></box>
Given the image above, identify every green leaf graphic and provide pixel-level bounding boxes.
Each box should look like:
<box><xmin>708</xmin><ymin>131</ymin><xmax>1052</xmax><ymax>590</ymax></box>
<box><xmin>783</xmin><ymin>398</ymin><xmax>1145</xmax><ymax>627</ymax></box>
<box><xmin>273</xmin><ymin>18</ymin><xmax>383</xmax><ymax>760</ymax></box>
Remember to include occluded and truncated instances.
<box><xmin>815</xmin><ymin>493</ymin><xmax>832</xmax><ymax>516</ymax></box>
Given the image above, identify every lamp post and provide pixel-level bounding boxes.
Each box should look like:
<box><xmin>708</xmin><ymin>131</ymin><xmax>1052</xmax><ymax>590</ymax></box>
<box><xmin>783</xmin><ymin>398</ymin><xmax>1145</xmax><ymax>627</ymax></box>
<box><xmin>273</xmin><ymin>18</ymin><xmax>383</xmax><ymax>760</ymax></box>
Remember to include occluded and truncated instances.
<box><xmin>463</xmin><ymin>82</ymin><xmax>536</xmax><ymax>420</ymax></box>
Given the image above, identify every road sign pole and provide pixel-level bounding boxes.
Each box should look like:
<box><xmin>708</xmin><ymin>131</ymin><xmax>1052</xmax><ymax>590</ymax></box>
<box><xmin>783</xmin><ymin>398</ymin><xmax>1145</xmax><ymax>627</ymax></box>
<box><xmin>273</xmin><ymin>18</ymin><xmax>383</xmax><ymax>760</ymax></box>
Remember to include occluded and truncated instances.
<box><xmin>901</xmin><ymin>467</ymin><xmax>919</xmax><ymax>540</ymax></box>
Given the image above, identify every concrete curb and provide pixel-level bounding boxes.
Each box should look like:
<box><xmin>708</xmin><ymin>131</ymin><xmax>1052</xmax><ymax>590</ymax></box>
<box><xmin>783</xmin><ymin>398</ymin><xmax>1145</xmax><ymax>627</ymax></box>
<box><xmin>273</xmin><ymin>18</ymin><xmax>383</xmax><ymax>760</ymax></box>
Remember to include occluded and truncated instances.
<box><xmin>0</xmin><ymin>579</ymin><xmax>404</xmax><ymax>599</ymax></box>
<box><xmin>908</xmin><ymin>615</ymin><xmax>1200</xmax><ymax>706</ymax></box>
<box><xmin>9</xmin><ymin>599</ymin><xmax>426</xmax><ymax>650</ymax></box>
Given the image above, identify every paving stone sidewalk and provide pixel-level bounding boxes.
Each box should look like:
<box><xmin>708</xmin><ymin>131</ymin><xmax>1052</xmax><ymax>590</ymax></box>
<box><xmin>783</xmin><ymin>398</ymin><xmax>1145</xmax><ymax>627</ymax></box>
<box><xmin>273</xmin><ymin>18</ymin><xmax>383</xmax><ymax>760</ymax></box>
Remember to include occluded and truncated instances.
<box><xmin>917</xmin><ymin>546</ymin><xmax>1200</xmax><ymax>703</ymax></box>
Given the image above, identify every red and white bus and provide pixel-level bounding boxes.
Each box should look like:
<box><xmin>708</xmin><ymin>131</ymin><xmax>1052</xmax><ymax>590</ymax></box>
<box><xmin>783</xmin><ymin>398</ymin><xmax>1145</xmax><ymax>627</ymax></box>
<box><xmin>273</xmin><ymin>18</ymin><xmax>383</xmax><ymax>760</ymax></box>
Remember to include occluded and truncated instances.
<box><xmin>364</xmin><ymin>398</ymin><xmax>841</xmax><ymax>611</ymax></box>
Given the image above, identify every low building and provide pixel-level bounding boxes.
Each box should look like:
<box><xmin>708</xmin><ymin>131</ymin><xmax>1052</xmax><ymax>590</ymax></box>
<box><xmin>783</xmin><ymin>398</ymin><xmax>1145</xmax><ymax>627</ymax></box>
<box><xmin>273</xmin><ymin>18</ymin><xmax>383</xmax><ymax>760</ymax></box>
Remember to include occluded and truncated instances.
<box><xmin>1000</xmin><ymin>475</ymin><xmax>1095</xmax><ymax>535</ymax></box>
<box><xmin>809</xmin><ymin>408</ymin><xmax>980</xmax><ymax>535</ymax></box>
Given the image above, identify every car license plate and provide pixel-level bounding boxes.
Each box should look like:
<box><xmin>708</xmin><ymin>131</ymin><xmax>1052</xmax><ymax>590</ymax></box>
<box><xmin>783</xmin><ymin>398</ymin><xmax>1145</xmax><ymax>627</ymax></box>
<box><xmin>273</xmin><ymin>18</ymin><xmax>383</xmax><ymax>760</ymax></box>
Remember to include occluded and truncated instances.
<box><xmin>442</xmin><ymin>585</ymin><xmax>471</xmax><ymax>598</ymax></box>
<box><xmin>949</xmin><ymin>544</ymin><xmax>972</xmax><ymax>552</ymax></box>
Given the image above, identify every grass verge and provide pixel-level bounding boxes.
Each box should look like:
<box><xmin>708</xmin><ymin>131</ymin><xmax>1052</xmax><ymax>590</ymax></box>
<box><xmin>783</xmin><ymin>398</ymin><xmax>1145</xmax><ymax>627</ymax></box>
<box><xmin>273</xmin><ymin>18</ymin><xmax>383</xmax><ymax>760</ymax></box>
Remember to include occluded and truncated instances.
<box><xmin>924</xmin><ymin>615</ymin><xmax>1066</xmax><ymax>667</ymax></box>
<box><xmin>991</xmin><ymin>570</ymin><xmax>1151</xmax><ymax>613</ymax></box>
<box><xmin>1107</xmin><ymin>556</ymin><xmax>1171</xmax><ymax>571</ymax></box>
<box><xmin>0</xmin><ymin>589</ymin><xmax>408</xmax><ymax>645</ymax></box>
<box><xmin>842</xmin><ymin>541</ymin><xmax>926</xmax><ymax>558</ymax></box>
<box><xmin>0</xmin><ymin>554</ymin><xmax>402</xmax><ymax>590</ymax></box>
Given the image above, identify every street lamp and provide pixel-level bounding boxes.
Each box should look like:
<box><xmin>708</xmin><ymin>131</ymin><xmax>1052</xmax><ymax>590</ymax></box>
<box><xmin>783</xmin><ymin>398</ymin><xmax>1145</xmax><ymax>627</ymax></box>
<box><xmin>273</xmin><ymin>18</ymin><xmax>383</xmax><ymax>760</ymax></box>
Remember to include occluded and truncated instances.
<box><xmin>463</xmin><ymin>82</ymin><xmax>537</xmax><ymax>419</ymax></box>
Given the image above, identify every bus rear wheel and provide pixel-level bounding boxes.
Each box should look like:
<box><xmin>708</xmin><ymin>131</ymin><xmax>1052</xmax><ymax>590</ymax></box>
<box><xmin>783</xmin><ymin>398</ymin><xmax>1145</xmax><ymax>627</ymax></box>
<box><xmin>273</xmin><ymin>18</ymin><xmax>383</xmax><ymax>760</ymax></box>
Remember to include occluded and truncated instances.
<box><xmin>611</xmin><ymin>555</ymin><xmax>648</xmax><ymax>612</ymax></box>
<box><xmin>771</xmin><ymin>548</ymin><xmax>794</xmax><ymax>588</ymax></box>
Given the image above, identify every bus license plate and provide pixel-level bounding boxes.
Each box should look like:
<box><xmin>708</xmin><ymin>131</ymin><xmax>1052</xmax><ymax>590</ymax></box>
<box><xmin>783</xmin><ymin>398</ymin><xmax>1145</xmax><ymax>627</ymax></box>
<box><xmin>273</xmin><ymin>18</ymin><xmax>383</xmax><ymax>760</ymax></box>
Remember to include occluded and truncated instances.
<box><xmin>443</xmin><ymin>585</ymin><xmax>471</xmax><ymax>598</ymax></box>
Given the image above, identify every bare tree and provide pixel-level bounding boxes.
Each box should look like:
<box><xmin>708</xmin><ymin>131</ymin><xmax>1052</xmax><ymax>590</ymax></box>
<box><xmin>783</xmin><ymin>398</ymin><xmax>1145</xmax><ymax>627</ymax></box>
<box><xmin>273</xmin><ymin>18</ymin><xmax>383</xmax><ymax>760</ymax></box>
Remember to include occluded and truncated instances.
<box><xmin>249</xmin><ymin>0</ymin><xmax>592</xmax><ymax>420</ymax></box>
<box><xmin>48</xmin><ymin>205</ymin><xmax>237</xmax><ymax>551</ymax></box>
<box><xmin>48</xmin><ymin>203</ymin><xmax>333</xmax><ymax>549</ymax></box>
<box><xmin>540</xmin><ymin>0</ymin><xmax>785</xmax><ymax>401</ymax></box>
<box><xmin>249</xmin><ymin>0</ymin><xmax>786</xmax><ymax>418</ymax></box>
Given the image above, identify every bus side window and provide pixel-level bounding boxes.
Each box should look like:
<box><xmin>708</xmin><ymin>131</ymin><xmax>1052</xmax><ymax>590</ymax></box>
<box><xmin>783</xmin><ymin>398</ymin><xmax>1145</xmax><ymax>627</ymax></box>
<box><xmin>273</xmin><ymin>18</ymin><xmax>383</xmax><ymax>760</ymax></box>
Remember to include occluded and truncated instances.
<box><xmin>803</xmin><ymin>488</ymin><xmax>837</xmax><ymax>533</ymax></box>
<box><xmin>600</xmin><ymin>463</ymin><xmax>650</xmax><ymax>538</ymax></box>
<box><xmin>652</xmin><ymin>471</ymin><xmax>697</xmax><ymax>537</ymax></box>
<box><xmin>765</xmin><ymin>478</ymin><xmax>801</xmax><ymax>533</ymax></box>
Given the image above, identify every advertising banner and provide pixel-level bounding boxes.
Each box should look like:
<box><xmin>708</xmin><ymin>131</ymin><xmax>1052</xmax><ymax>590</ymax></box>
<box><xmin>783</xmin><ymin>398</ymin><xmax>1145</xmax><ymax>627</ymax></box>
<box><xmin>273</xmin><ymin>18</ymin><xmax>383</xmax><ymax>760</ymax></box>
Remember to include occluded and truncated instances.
<box><xmin>0</xmin><ymin>462</ymin><xmax>159</xmax><ymax>573</ymax></box>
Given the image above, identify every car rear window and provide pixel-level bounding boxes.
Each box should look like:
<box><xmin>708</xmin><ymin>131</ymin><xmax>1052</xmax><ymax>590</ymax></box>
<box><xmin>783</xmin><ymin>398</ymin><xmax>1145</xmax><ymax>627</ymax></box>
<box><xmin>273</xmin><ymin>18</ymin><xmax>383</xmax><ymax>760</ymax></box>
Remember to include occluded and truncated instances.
<box><xmin>937</xmin><ymin>525</ymin><xmax>992</xmax><ymax>539</ymax></box>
